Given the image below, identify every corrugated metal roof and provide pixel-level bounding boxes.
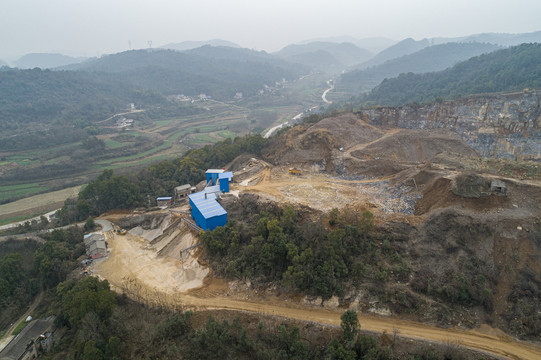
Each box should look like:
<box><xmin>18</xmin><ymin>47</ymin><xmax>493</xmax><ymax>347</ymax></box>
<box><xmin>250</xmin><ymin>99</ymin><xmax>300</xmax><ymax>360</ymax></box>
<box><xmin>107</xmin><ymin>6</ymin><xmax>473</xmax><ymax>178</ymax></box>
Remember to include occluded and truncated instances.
<box><xmin>218</xmin><ymin>171</ymin><xmax>233</xmax><ymax>180</ymax></box>
<box><xmin>189</xmin><ymin>191</ymin><xmax>217</xmax><ymax>204</ymax></box>
<box><xmin>204</xmin><ymin>185</ymin><xmax>221</xmax><ymax>194</ymax></box>
<box><xmin>197</xmin><ymin>199</ymin><xmax>227</xmax><ymax>219</ymax></box>
<box><xmin>189</xmin><ymin>191</ymin><xmax>226</xmax><ymax>219</ymax></box>
<box><xmin>156</xmin><ymin>197</ymin><xmax>172</xmax><ymax>201</ymax></box>
<box><xmin>206</xmin><ymin>169</ymin><xmax>225</xmax><ymax>174</ymax></box>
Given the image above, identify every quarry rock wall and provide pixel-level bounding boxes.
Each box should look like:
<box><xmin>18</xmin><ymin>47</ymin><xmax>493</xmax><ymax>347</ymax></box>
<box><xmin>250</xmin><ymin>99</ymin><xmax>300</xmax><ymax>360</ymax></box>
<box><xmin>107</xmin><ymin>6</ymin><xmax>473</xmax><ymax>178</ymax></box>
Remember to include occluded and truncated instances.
<box><xmin>358</xmin><ymin>90</ymin><xmax>541</xmax><ymax>160</ymax></box>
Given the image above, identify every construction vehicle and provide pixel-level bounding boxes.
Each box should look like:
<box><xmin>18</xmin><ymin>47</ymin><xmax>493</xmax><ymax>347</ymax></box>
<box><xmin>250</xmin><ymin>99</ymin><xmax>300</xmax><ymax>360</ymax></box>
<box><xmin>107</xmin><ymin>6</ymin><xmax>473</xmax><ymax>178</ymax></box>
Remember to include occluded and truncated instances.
<box><xmin>119</xmin><ymin>229</ymin><xmax>127</xmax><ymax>235</ymax></box>
<box><xmin>289</xmin><ymin>168</ymin><xmax>302</xmax><ymax>176</ymax></box>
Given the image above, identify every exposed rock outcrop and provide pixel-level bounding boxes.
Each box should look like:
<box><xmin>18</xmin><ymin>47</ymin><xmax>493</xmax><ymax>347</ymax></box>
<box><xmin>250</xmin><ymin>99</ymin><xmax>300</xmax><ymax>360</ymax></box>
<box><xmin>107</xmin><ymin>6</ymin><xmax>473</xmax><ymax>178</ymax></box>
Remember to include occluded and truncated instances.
<box><xmin>358</xmin><ymin>90</ymin><xmax>541</xmax><ymax>160</ymax></box>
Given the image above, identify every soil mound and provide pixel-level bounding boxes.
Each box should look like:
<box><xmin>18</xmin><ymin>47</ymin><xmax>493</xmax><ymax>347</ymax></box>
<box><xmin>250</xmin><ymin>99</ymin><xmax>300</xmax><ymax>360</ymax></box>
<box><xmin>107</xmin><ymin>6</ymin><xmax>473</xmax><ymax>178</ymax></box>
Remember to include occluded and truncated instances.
<box><xmin>351</xmin><ymin>129</ymin><xmax>478</xmax><ymax>163</ymax></box>
<box><xmin>415</xmin><ymin>177</ymin><xmax>510</xmax><ymax>215</ymax></box>
<box><xmin>310</xmin><ymin>113</ymin><xmax>384</xmax><ymax>149</ymax></box>
<box><xmin>263</xmin><ymin>114</ymin><xmax>385</xmax><ymax>169</ymax></box>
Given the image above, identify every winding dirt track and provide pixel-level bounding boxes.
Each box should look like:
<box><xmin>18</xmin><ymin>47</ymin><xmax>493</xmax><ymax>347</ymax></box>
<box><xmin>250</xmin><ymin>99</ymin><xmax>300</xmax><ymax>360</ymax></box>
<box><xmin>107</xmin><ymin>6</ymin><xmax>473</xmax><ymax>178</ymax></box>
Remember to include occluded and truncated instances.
<box><xmin>179</xmin><ymin>294</ymin><xmax>541</xmax><ymax>360</ymax></box>
<box><xmin>95</xmin><ymin>224</ymin><xmax>541</xmax><ymax>359</ymax></box>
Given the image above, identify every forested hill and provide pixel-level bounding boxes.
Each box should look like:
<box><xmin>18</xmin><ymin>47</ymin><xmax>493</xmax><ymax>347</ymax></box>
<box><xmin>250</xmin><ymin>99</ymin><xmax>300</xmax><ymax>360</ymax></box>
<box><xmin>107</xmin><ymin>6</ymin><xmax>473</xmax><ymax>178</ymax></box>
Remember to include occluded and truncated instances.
<box><xmin>63</xmin><ymin>48</ymin><xmax>308</xmax><ymax>99</ymax></box>
<box><xmin>339</xmin><ymin>42</ymin><xmax>501</xmax><ymax>94</ymax></box>
<box><xmin>357</xmin><ymin>43</ymin><xmax>541</xmax><ymax>107</ymax></box>
<box><xmin>0</xmin><ymin>68</ymin><xmax>164</xmax><ymax>133</ymax></box>
<box><xmin>355</xmin><ymin>38</ymin><xmax>430</xmax><ymax>69</ymax></box>
<box><xmin>274</xmin><ymin>42</ymin><xmax>373</xmax><ymax>70</ymax></box>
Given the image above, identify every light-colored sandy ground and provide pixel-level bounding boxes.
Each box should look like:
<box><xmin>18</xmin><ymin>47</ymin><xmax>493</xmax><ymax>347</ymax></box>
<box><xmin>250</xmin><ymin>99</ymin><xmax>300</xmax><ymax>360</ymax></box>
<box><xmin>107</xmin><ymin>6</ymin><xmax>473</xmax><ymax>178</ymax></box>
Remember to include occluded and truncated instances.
<box><xmin>92</xmin><ymin>218</ymin><xmax>208</xmax><ymax>294</ymax></box>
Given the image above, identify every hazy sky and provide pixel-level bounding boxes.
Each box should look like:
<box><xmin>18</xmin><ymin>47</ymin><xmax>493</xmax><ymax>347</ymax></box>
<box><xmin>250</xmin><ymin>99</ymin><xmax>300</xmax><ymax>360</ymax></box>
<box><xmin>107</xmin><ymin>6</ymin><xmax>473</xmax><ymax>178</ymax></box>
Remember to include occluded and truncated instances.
<box><xmin>1</xmin><ymin>0</ymin><xmax>541</xmax><ymax>60</ymax></box>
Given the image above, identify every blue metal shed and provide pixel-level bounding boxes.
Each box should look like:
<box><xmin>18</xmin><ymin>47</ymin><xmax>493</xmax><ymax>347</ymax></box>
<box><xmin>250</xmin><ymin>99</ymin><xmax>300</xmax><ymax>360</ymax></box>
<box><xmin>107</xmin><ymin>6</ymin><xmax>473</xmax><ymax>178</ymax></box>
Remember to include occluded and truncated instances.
<box><xmin>188</xmin><ymin>191</ymin><xmax>227</xmax><ymax>231</ymax></box>
<box><xmin>218</xmin><ymin>172</ymin><xmax>233</xmax><ymax>193</ymax></box>
<box><xmin>205</xmin><ymin>169</ymin><xmax>224</xmax><ymax>186</ymax></box>
<box><xmin>156</xmin><ymin>197</ymin><xmax>173</xmax><ymax>206</ymax></box>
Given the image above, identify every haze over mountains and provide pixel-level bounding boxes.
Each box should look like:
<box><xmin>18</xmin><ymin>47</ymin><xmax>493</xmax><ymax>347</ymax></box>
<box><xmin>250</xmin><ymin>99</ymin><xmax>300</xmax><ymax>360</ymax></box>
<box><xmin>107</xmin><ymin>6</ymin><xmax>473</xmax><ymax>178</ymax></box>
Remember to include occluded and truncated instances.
<box><xmin>160</xmin><ymin>39</ymin><xmax>241</xmax><ymax>51</ymax></box>
<box><xmin>13</xmin><ymin>53</ymin><xmax>88</xmax><ymax>69</ymax></box>
<box><xmin>355</xmin><ymin>43</ymin><xmax>541</xmax><ymax>107</ymax></box>
<box><xmin>339</xmin><ymin>42</ymin><xmax>502</xmax><ymax>93</ymax></box>
<box><xmin>3</xmin><ymin>30</ymin><xmax>541</xmax><ymax>78</ymax></box>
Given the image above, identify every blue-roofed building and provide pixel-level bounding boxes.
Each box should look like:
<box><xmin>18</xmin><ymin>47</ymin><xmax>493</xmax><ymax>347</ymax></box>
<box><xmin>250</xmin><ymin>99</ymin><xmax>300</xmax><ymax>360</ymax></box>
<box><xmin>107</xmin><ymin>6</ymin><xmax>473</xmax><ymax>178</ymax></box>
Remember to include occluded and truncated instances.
<box><xmin>218</xmin><ymin>172</ymin><xmax>233</xmax><ymax>192</ymax></box>
<box><xmin>189</xmin><ymin>168</ymin><xmax>233</xmax><ymax>231</ymax></box>
<box><xmin>188</xmin><ymin>191</ymin><xmax>226</xmax><ymax>231</ymax></box>
<box><xmin>206</xmin><ymin>169</ymin><xmax>224</xmax><ymax>186</ymax></box>
<box><xmin>157</xmin><ymin>196</ymin><xmax>173</xmax><ymax>207</ymax></box>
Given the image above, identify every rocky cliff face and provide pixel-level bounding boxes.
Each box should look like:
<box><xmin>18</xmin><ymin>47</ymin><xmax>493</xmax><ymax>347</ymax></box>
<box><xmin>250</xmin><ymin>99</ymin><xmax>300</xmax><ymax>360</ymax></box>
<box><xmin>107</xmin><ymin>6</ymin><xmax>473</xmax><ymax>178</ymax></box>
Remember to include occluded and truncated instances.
<box><xmin>358</xmin><ymin>90</ymin><xmax>541</xmax><ymax>160</ymax></box>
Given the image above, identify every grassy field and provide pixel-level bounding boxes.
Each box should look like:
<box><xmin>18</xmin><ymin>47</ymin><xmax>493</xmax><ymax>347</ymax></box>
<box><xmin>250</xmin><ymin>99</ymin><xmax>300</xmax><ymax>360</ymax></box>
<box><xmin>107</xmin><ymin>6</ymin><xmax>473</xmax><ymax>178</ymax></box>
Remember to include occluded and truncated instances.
<box><xmin>0</xmin><ymin>214</ymin><xmax>38</xmax><ymax>226</ymax></box>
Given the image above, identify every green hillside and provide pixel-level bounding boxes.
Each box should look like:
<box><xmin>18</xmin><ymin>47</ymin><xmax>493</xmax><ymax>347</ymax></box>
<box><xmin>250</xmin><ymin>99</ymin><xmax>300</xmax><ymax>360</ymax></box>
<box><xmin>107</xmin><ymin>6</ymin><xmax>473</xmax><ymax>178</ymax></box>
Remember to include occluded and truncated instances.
<box><xmin>339</xmin><ymin>42</ymin><xmax>501</xmax><ymax>94</ymax></box>
<box><xmin>356</xmin><ymin>38</ymin><xmax>430</xmax><ymax>69</ymax></box>
<box><xmin>275</xmin><ymin>42</ymin><xmax>373</xmax><ymax>72</ymax></box>
<box><xmin>66</xmin><ymin>48</ymin><xmax>308</xmax><ymax>99</ymax></box>
<box><xmin>0</xmin><ymin>68</ymin><xmax>164</xmax><ymax>142</ymax></box>
<box><xmin>358</xmin><ymin>43</ymin><xmax>541</xmax><ymax>107</ymax></box>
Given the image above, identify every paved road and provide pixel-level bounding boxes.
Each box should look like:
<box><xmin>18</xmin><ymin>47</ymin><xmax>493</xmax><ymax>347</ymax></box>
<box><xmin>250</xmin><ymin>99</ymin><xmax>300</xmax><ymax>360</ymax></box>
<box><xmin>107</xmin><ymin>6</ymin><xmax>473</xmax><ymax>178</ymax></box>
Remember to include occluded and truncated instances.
<box><xmin>96</xmin><ymin>219</ymin><xmax>113</xmax><ymax>232</ymax></box>
<box><xmin>322</xmin><ymin>79</ymin><xmax>334</xmax><ymax>104</ymax></box>
<box><xmin>0</xmin><ymin>291</ymin><xmax>43</xmax><ymax>352</ymax></box>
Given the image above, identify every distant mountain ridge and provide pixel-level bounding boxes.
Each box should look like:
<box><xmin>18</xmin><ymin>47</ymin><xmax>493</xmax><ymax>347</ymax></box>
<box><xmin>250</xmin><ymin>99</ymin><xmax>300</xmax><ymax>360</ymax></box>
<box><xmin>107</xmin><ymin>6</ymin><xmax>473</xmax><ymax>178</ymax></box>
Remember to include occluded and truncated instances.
<box><xmin>356</xmin><ymin>38</ymin><xmax>430</xmax><ymax>70</ymax></box>
<box><xmin>431</xmin><ymin>30</ymin><xmax>541</xmax><ymax>47</ymax></box>
<box><xmin>359</xmin><ymin>43</ymin><xmax>541</xmax><ymax>106</ymax></box>
<box><xmin>296</xmin><ymin>36</ymin><xmax>396</xmax><ymax>53</ymax></box>
<box><xmin>274</xmin><ymin>41</ymin><xmax>373</xmax><ymax>72</ymax></box>
<box><xmin>339</xmin><ymin>42</ymin><xmax>501</xmax><ymax>94</ymax></box>
<box><xmin>61</xmin><ymin>48</ymin><xmax>307</xmax><ymax>100</ymax></box>
<box><xmin>160</xmin><ymin>39</ymin><xmax>241</xmax><ymax>51</ymax></box>
<box><xmin>14</xmin><ymin>53</ymin><xmax>88</xmax><ymax>69</ymax></box>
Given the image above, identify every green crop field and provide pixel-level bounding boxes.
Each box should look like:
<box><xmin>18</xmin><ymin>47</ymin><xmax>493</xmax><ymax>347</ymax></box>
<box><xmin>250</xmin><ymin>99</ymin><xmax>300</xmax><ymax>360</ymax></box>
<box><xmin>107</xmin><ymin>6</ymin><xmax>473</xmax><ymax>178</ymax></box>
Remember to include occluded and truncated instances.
<box><xmin>0</xmin><ymin>214</ymin><xmax>37</xmax><ymax>226</ymax></box>
<box><xmin>0</xmin><ymin>183</ymin><xmax>48</xmax><ymax>203</ymax></box>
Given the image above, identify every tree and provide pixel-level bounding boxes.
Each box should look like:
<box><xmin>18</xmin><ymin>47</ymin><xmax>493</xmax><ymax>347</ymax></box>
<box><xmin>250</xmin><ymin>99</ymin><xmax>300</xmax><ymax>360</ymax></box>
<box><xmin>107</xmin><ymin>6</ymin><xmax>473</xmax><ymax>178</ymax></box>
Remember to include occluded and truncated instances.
<box><xmin>84</xmin><ymin>217</ymin><xmax>96</xmax><ymax>232</ymax></box>
<box><xmin>58</xmin><ymin>277</ymin><xmax>116</xmax><ymax>327</ymax></box>
<box><xmin>340</xmin><ymin>310</ymin><xmax>360</xmax><ymax>344</ymax></box>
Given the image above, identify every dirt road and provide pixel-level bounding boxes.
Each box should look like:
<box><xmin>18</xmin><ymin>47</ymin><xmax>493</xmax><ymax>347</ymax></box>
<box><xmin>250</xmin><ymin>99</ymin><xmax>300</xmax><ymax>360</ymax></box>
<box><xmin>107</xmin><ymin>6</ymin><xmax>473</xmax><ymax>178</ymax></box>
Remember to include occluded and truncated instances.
<box><xmin>92</xmin><ymin>227</ymin><xmax>541</xmax><ymax>359</ymax></box>
<box><xmin>178</xmin><ymin>294</ymin><xmax>541</xmax><ymax>360</ymax></box>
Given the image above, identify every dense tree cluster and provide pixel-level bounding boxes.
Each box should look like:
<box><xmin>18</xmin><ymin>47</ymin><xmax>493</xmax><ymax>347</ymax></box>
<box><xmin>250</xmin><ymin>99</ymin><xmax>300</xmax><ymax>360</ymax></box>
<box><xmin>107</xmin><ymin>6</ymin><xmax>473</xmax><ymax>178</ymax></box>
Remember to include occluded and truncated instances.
<box><xmin>202</xmin><ymin>195</ymin><xmax>410</xmax><ymax>299</ymax></box>
<box><xmin>0</xmin><ymin>228</ymin><xmax>83</xmax><ymax>330</ymax></box>
<box><xmin>0</xmin><ymin>68</ymin><xmax>164</xmax><ymax>134</ymax></box>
